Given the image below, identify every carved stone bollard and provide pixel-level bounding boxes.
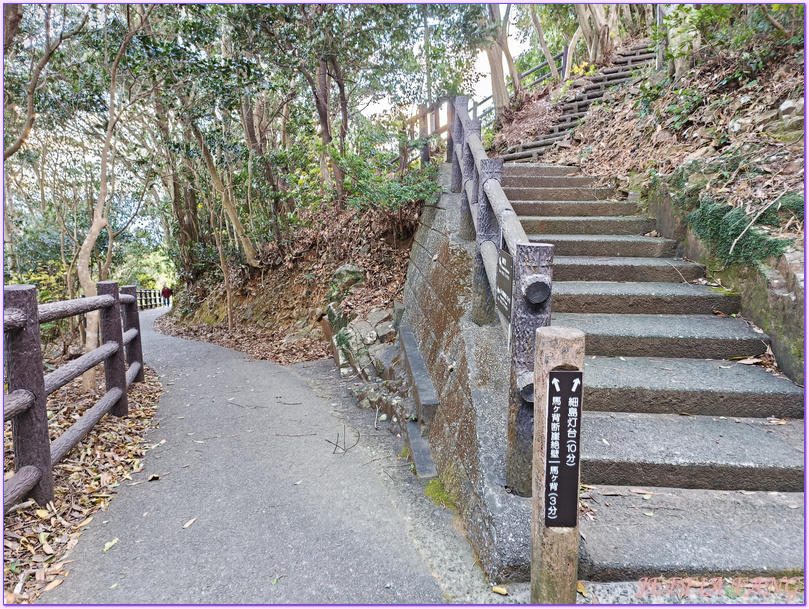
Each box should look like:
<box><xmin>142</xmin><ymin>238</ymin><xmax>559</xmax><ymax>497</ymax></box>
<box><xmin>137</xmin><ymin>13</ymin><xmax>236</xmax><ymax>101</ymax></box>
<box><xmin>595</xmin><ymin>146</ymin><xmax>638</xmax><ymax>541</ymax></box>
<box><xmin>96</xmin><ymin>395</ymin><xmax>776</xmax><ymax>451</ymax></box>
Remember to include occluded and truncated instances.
<box><xmin>506</xmin><ymin>242</ymin><xmax>554</xmax><ymax>497</ymax></box>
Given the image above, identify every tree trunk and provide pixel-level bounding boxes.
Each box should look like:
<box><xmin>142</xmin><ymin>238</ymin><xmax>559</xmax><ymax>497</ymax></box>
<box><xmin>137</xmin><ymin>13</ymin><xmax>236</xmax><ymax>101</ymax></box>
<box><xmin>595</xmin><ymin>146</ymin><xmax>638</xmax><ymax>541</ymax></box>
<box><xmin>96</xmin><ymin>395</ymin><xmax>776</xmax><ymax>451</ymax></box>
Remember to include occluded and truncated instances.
<box><xmin>530</xmin><ymin>6</ymin><xmax>560</xmax><ymax>80</ymax></box>
<box><xmin>186</xmin><ymin>115</ymin><xmax>259</xmax><ymax>266</ymax></box>
<box><xmin>3</xmin><ymin>4</ymin><xmax>22</xmax><ymax>53</ymax></box>
<box><xmin>241</xmin><ymin>95</ymin><xmax>283</xmax><ymax>245</ymax></box>
<box><xmin>564</xmin><ymin>27</ymin><xmax>583</xmax><ymax>80</ymax></box>
<box><xmin>486</xmin><ymin>45</ymin><xmax>510</xmax><ymax>128</ymax></box>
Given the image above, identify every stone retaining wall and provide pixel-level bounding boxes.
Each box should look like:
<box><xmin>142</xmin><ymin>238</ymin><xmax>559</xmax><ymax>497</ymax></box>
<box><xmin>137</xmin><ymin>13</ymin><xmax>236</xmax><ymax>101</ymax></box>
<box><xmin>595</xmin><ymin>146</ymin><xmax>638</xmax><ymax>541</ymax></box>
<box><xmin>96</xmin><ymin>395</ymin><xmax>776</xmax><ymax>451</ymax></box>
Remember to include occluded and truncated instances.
<box><xmin>646</xmin><ymin>185</ymin><xmax>805</xmax><ymax>384</ymax></box>
<box><xmin>402</xmin><ymin>165</ymin><xmax>531</xmax><ymax>581</ymax></box>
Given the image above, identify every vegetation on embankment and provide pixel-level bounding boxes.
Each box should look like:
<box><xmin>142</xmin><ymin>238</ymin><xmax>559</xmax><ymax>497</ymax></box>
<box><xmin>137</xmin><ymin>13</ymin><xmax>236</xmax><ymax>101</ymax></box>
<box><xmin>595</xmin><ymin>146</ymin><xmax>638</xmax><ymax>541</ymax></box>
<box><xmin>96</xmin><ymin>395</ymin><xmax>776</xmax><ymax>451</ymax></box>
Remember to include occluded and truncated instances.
<box><xmin>543</xmin><ymin>5</ymin><xmax>804</xmax><ymax>267</ymax></box>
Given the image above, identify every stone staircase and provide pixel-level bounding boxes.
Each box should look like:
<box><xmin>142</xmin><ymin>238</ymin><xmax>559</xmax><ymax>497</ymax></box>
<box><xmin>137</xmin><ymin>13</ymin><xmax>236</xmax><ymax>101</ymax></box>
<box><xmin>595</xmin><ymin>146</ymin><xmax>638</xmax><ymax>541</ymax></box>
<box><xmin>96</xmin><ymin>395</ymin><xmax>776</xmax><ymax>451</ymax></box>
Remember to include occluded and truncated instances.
<box><xmin>503</xmin><ymin>42</ymin><xmax>656</xmax><ymax>163</ymax></box>
<box><xmin>503</xmin><ymin>161</ymin><xmax>805</xmax><ymax>578</ymax></box>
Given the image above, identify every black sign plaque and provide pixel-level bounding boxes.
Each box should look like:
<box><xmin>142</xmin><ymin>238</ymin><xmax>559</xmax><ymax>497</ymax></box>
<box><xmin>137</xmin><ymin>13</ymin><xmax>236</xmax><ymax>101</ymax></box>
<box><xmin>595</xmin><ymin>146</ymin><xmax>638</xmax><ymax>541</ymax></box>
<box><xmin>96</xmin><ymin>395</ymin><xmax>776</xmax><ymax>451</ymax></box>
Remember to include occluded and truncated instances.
<box><xmin>544</xmin><ymin>369</ymin><xmax>583</xmax><ymax>528</ymax></box>
<box><xmin>496</xmin><ymin>248</ymin><xmax>513</xmax><ymax>319</ymax></box>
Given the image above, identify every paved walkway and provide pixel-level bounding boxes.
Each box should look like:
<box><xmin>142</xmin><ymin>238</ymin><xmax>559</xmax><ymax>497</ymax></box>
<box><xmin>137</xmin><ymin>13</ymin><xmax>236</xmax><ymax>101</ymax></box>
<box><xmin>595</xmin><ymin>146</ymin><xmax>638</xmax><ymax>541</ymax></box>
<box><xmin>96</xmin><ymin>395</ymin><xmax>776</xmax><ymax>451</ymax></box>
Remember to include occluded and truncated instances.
<box><xmin>39</xmin><ymin>307</ymin><xmax>455</xmax><ymax>604</ymax></box>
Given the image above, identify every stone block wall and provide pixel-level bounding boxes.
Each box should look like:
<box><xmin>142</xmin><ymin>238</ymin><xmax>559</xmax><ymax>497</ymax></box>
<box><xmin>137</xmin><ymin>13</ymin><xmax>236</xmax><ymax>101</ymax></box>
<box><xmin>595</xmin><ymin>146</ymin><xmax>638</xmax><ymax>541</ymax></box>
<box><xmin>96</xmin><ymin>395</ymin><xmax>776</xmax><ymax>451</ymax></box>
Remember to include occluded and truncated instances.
<box><xmin>402</xmin><ymin>165</ymin><xmax>531</xmax><ymax>581</ymax></box>
<box><xmin>647</xmin><ymin>184</ymin><xmax>805</xmax><ymax>384</ymax></box>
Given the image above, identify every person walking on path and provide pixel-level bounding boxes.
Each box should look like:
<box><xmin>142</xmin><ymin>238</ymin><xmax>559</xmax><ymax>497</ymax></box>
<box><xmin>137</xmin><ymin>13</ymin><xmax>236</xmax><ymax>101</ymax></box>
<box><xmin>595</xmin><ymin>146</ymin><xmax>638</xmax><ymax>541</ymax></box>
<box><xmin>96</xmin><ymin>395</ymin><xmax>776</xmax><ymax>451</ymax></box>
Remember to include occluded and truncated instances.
<box><xmin>161</xmin><ymin>285</ymin><xmax>172</xmax><ymax>307</ymax></box>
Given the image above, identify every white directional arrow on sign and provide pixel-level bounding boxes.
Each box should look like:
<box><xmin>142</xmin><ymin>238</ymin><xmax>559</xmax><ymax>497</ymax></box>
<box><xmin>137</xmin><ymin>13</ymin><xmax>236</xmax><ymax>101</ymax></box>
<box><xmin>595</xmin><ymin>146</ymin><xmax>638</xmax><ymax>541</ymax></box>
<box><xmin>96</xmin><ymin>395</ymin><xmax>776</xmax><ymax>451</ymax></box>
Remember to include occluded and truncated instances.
<box><xmin>571</xmin><ymin>378</ymin><xmax>581</xmax><ymax>392</ymax></box>
<box><xmin>551</xmin><ymin>378</ymin><xmax>561</xmax><ymax>392</ymax></box>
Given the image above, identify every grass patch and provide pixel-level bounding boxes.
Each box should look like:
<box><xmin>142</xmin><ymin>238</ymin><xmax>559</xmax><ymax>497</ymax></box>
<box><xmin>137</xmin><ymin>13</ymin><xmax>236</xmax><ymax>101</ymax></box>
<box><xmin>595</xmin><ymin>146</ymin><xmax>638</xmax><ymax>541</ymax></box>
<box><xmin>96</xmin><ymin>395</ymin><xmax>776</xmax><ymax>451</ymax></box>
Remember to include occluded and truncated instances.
<box><xmin>425</xmin><ymin>478</ymin><xmax>457</xmax><ymax>513</ymax></box>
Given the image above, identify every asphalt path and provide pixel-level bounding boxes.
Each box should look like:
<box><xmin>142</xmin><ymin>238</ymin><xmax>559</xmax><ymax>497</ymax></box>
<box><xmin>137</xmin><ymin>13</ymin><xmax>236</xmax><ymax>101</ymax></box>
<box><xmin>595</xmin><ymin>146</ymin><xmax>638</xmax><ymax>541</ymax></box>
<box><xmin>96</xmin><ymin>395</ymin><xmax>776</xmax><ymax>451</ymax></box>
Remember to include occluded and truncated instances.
<box><xmin>38</xmin><ymin>306</ymin><xmax>446</xmax><ymax>604</ymax></box>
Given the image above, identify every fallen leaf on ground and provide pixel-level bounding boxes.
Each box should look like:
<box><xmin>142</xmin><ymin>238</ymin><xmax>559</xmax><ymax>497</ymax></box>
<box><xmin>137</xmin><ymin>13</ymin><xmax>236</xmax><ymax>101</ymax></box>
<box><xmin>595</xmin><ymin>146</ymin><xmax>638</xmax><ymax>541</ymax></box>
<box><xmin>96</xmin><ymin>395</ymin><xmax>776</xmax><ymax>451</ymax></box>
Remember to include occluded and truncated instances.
<box><xmin>102</xmin><ymin>538</ymin><xmax>119</xmax><ymax>552</ymax></box>
<box><xmin>183</xmin><ymin>518</ymin><xmax>197</xmax><ymax>529</ymax></box>
<box><xmin>35</xmin><ymin>509</ymin><xmax>50</xmax><ymax>519</ymax></box>
<box><xmin>41</xmin><ymin>541</ymin><xmax>54</xmax><ymax>555</ymax></box>
<box><xmin>148</xmin><ymin>475</ymin><xmax>160</xmax><ymax>481</ymax></box>
<box><xmin>643</xmin><ymin>511</ymin><xmax>655</xmax><ymax>517</ymax></box>
<box><xmin>602</xmin><ymin>439</ymin><xmax>610</xmax><ymax>446</ymax></box>
<box><xmin>109</xmin><ymin>583</ymin><xmax>118</xmax><ymax>589</ymax></box>
<box><xmin>43</xmin><ymin>579</ymin><xmax>63</xmax><ymax>592</ymax></box>
<box><xmin>492</xmin><ymin>586</ymin><xmax>508</xmax><ymax>596</ymax></box>
<box><xmin>577</xmin><ymin>581</ymin><xmax>588</xmax><ymax>597</ymax></box>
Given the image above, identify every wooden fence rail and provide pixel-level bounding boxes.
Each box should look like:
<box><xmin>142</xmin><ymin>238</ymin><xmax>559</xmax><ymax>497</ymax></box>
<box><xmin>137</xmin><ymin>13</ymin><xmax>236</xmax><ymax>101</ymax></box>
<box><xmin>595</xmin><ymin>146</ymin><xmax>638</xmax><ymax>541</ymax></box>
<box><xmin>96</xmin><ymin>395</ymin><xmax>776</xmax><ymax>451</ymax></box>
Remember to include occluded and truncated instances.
<box><xmin>3</xmin><ymin>281</ymin><xmax>146</xmax><ymax>513</ymax></box>
<box><xmin>137</xmin><ymin>289</ymin><xmax>161</xmax><ymax>309</ymax></box>
<box><xmin>401</xmin><ymin>47</ymin><xmax>568</xmax><ymax>167</ymax></box>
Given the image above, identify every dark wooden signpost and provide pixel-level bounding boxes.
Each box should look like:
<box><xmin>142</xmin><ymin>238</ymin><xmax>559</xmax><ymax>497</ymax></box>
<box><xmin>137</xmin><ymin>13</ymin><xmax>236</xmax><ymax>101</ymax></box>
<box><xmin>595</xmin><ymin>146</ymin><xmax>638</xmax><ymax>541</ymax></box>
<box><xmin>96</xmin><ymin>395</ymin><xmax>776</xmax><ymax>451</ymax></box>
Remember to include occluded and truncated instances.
<box><xmin>531</xmin><ymin>327</ymin><xmax>585</xmax><ymax>604</ymax></box>
<box><xmin>496</xmin><ymin>248</ymin><xmax>513</xmax><ymax>320</ymax></box>
<box><xmin>543</xmin><ymin>369</ymin><xmax>583</xmax><ymax>528</ymax></box>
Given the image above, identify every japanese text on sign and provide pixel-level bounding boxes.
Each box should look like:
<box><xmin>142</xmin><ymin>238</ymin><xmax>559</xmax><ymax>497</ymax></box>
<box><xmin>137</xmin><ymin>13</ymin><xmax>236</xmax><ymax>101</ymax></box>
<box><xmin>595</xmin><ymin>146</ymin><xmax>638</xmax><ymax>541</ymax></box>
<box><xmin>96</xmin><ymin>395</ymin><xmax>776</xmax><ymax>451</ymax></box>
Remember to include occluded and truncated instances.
<box><xmin>544</xmin><ymin>370</ymin><xmax>583</xmax><ymax>528</ymax></box>
<box><xmin>495</xmin><ymin>248</ymin><xmax>513</xmax><ymax>319</ymax></box>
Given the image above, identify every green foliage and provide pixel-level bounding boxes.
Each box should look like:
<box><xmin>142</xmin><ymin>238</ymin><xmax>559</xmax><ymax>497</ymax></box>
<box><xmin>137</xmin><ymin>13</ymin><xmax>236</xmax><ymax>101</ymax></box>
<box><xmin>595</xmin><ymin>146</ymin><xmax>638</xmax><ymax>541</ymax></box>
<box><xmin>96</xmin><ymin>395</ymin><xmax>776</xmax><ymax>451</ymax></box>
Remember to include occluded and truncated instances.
<box><xmin>666</xmin><ymin>154</ymin><xmax>801</xmax><ymax>267</ymax></box>
<box><xmin>659</xmin><ymin>4</ymin><xmax>804</xmax><ymax>88</ymax></box>
<box><xmin>685</xmin><ymin>199</ymin><xmax>788</xmax><ymax>266</ymax></box>
<box><xmin>664</xmin><ymin>88</ymin><xmax>704</xmax><ymax>131</ymax></box>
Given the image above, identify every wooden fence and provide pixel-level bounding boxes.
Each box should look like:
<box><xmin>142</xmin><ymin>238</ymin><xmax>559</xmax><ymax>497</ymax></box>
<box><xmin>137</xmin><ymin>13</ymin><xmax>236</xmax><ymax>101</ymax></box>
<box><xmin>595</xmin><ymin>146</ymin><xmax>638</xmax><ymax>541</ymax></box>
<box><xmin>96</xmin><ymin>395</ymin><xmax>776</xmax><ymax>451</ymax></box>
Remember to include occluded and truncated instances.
<box><xmin>137</xmin><ymin>289</ymin><xmax>162</xmax><ymax>309</ymax></box>
<box><xmin>4</xmin><ymin>281</ymin><xmax>146</xmax><ymax>513</ymax></box>
<box><xmin>402</xmin><ymin>47</ymin><xmax>567</xmax><ymax>164</ymax></box>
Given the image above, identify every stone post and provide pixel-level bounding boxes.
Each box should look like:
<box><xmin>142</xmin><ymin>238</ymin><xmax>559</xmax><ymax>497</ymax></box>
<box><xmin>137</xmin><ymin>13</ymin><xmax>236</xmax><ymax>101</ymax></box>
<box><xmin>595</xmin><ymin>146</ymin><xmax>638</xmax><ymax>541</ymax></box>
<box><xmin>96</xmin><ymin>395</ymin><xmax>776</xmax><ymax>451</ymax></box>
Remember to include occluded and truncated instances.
<box><xmin>459</xmin><ymin>117</ymin><xmax>481</xmax><ymax>241</ymax></box>
<box><xmin>471</xmin><ymin>158</ymin><xmax>503</xmax><ymax>326</ymax></box>
<box><xmin>506</xmin><ymin>242</ymin><xmax>554</xmax><ymax>496</ymax></box>
<box><xmin>450</xmin><ymin>96</ymin><xmax>468</xmax><ymax>193</ymax></box>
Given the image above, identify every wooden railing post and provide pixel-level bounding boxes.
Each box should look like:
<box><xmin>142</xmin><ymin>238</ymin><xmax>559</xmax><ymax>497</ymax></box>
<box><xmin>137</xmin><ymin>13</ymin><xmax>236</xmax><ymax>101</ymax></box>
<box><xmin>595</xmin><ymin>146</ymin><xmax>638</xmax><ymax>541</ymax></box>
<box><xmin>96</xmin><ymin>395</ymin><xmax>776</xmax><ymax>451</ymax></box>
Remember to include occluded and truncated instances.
<box><xmin>506</xmin><ymin>241</ymin><xmax>554</xmax><ymax>496</ymax></box>
<box><xmin>121</xmin><ymin>285</ymin><xmax>145</xmax><ymax>383</ymax></box>
<box><xmin>561</xmin><ymin>45</ymin><xmax>569</xmax><ymax>80</ymax></box>
<box><xmin>446</xmin><ymin>100</ymin><xmax>455</xmax><ymax>164</ymax></box>
<box><xmin>471</xmin><ymin>158</ymin><xmax>502</xmax><ymax>325</ymax></box>
<box><xmin>531</xmin><ymin>327</ymin><xmax>585</xmax><ymax>603</ymax></box>
<box><xmin>419</xmin><ymin>104</ymin><xmax>430</xmax><ymax>165</ymax></box>
<box><xmin>459</xmin><ymin>117</ymin><xmax>481</xmax><ymax>241</ymax></box>
<box><xmin>97</xmin><ymin>281</ymin><xmax>128</xmax><ymax>417</ymax></box>
<box><xmin>5</xmin><ymin>285</ymin><xmax>54</xmax><ymax>506</ymax></box>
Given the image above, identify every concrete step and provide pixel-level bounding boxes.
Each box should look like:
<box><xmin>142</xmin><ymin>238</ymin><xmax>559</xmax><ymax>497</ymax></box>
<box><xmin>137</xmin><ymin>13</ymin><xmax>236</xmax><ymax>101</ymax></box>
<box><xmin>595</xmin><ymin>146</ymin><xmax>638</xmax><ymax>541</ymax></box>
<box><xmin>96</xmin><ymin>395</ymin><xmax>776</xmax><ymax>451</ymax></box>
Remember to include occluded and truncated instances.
<box><xmin>507</xmin><ymin>131</ymin><xmax>573</xmax><ymax>153</ymax></box>
<box><xmin>600</xmin><ymin>62</ymin><xmax>653</xmax><ymax>76</ymax></box>
<box><xmin>580</xmin><ymin>412</ymin><xmax>804</xmax><ymax>492</ymax></box>
<box><xmin>555</xmin><ymin>112</ymin><xmax>587</xmax><ymax>124</ymax></box>
<box><xmin>529</xmin><ymin>234</ymin><xmax>678</xmax><ymax>258</ymax></box>
<box><xmin>553</xmin><ymin>281</ymin><xmax>741</xmax><ymax>315</ymax></box>
<box><xmin>618</xmin><ymin>42</ymin><xmax>654</xmax><ymax>55</ymax></box>
<box><xmin>503</xmin><ymin>163</ymin><xmax>581</xmax><ymax>177</ymax></box>
<box><xmin>398</xmin><ymin>323</ymin><xmax>439</xmax><ymax>437</ymax></box>
<box><xmin>579</xmin><ymin>485</ymin><xmax>805</xmax><ymax>580</ymax></box>
<box><xmin>583</xmin><ymin>76</ymin><xmax>633</xmax><ymax>91</ymax></box>
<box><xmin>503</xmin><ymin>186</ymin><xmax>615</xmax><ymax>201</ymax></box>
<box><xmin>582</xmin><ymin>355</ymin><xmax>806</xmax><ymax>419</ymax></box>
<box><xmin>520</xmin><ymin>215</ymin><xmax>656</xmax><ymax>235</ymax></box>
<box><xmin>503</xmin><ymin>175</ymin><xmax>597</xmax><ymax>188</ymax></box>
<box><xmin>512</xmin><ymin>200</ymin><xmax>635</xmax><ymax>216</ymax></box>
<box><xmin>553</xmin><ymin>256</ymin><xmax>704</xmax><ymax>282</ymax></box>
<box><xmin>551</xmin><ymin>312</ymin><xmax>770</xmax><ymax>359</ymax></box>
<box><xmin>561</xmin><ymin>98</ymin><xmax>597</xmax><ymax>113</ymax></box>
<box><xmin>613</xmin><ymin>52</ymin><xmax>657</xmax><ymax>65</ymax></box>
<box><xmin>502</xmin><ymin>147</ymin><xmax>555</xmax><ymax>162</ymax></box>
